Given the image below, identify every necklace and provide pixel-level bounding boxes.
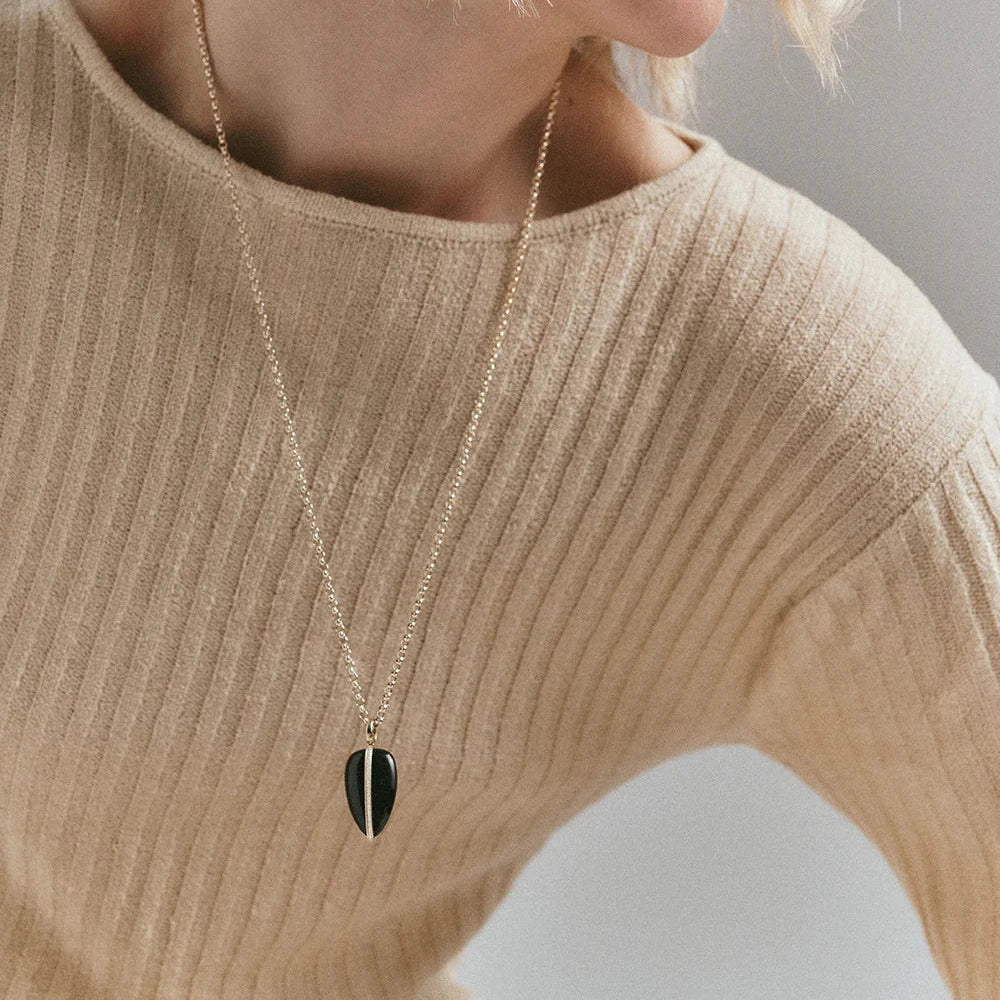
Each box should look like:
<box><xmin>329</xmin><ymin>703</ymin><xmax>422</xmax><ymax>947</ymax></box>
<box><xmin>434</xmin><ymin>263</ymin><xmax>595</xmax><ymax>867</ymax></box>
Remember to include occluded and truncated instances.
<box><xmin>189</xmin><ymin>0</ymin><xmax>563</xmax><ymax>839</ymax></box>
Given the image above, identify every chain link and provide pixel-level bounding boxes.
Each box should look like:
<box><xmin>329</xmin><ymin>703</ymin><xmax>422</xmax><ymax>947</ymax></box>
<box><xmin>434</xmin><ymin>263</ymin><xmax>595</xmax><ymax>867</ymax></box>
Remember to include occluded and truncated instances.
<box><xmin>189</xmin><ymin>0</ymin><xmax>562</xmax><ymax>747</ymax></box>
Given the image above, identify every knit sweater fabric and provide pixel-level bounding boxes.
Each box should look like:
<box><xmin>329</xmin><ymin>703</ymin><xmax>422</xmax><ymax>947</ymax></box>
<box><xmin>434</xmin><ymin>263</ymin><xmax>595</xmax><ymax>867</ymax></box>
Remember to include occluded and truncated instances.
<box><xmin>3</xmin><ymin>0</ymin><xmax>999</xmax><ymax>997</ymax></box>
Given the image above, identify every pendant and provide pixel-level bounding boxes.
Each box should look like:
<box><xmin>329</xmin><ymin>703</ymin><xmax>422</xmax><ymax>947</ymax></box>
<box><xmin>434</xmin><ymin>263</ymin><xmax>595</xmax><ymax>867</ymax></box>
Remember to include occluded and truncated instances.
<box><xmin>344</xmin><ymin>727</ymin><xmax>397</xmax><ymax>839</ymax></box>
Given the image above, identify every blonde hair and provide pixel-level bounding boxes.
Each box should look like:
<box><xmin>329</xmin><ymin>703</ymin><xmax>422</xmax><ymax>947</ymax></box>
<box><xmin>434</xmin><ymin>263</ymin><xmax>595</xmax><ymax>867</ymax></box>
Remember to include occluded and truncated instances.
<box><xmin>518</xmin><ymin>0</ymin><xmax>872</xmax><ymax>124</ymax></box>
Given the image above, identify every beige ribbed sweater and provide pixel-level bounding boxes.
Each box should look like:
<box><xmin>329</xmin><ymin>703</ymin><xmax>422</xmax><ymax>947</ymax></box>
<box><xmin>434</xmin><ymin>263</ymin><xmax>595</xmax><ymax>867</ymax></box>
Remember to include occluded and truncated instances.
<box><xmin>3</xmin><ymin>0</ymin><xmax>999</xmax><ymax>997</ymax></box>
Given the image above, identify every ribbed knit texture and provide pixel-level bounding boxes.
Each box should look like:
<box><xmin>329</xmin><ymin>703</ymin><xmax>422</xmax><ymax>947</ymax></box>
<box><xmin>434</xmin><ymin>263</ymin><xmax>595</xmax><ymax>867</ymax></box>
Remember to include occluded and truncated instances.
<box><xmin>2</xmin><ymin>0</ymin><xmax>999</xmax><ymax>997</ymax></box>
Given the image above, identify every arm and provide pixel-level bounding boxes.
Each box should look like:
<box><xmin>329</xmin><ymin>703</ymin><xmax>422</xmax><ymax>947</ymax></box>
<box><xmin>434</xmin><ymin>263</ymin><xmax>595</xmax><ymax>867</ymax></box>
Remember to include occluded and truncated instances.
<box><xmin>738</xmin><ymin>395</ymin><xmax>1000</xmax><ymax>997</ymax></box>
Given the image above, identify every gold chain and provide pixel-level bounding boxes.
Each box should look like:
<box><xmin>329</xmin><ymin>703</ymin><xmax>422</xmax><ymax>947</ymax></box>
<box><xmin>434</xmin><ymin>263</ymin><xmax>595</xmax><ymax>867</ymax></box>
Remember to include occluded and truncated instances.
<box><xmin>189</xmin><ymin>0</ymin><xmax>562</xmax><ymax>748</ymax></box>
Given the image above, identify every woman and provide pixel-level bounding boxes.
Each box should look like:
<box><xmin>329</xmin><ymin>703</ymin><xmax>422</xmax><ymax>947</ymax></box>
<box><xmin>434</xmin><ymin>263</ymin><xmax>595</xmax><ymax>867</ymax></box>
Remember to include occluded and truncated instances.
<box><xmin>0</xmin><ymin>0</ymin><xmax>996</xmax><ymax>997</ymax></box>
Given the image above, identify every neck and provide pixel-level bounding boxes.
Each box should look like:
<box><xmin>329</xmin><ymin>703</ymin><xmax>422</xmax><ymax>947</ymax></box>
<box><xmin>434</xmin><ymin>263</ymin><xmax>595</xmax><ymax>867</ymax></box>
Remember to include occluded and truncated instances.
<box><xmin>68</xmin><ymin>0</ymin><xmax>694</xmax><ymax>222</ymax></box>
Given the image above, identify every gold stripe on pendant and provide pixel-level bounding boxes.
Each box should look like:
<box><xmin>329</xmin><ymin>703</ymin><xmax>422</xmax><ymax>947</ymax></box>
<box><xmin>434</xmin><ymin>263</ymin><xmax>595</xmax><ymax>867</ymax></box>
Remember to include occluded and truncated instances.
<box><xmin>364</xmin><ymin>746</ymin><xmax>373</xmax><ymax>840</ymax></box>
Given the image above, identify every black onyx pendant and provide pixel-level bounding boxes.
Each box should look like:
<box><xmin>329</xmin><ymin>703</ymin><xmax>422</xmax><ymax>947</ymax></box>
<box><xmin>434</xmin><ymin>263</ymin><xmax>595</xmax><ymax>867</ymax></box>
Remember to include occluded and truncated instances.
<box><xmin>344</xmin><ymin>744</ymin><xmax>397</xmax><ymax>839</ymax></box>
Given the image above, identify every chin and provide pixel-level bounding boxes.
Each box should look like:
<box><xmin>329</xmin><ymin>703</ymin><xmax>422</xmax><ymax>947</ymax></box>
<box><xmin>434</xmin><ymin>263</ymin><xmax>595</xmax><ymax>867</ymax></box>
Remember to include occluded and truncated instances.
<box><xmin>614</xmin><ymin>0</ymin><xmax>728</xmax><ymax>59</ymax></box>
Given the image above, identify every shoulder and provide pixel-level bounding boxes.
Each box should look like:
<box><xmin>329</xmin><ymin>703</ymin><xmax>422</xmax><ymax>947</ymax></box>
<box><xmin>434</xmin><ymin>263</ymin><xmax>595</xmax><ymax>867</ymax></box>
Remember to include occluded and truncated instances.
<box><xmin>673</xmin><ymin>151</ymin><xmax>958</xmax><ymax>346</ymax></box>
<box><xmin>647</xmin><ymin>150</ymin><xmax>999</xmax><ymax>587</ymax></box>
<box><xmin>709</xmin><ymin>150</ymin><xmax>991</xmax><ymax>442</ymax></box>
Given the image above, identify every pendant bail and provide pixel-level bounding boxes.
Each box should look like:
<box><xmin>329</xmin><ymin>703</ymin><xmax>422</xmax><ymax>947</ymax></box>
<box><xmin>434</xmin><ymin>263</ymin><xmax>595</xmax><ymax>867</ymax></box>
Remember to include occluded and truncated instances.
<box><xmin>366</xmin><ymin>718</ymin><xmax>377</xmax><ymax>747</ymax></box>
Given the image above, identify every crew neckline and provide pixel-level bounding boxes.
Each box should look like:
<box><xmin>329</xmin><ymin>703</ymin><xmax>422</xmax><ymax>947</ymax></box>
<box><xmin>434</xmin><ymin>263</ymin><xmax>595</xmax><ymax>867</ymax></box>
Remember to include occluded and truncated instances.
<box><xmin>42</xmin><ymin>0</ymin><xmax>728</xmax><ymax>245</ymax></box>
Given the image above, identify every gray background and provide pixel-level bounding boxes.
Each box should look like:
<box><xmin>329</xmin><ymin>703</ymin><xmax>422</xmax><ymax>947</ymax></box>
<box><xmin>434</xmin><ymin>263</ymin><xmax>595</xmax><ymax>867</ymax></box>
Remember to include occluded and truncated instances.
<box><xmin>454</xmin><ymin>0</ymin><xmax>999</xmax><ymax>996</ymax></box>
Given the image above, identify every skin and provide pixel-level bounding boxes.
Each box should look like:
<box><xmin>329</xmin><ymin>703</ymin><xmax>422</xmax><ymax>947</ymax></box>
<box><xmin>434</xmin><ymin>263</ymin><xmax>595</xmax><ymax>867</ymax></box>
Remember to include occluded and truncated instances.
<box><xmin>67</xmin><ymin>0</ymin><xmax>727</xmax><ymax>222</ymax></box>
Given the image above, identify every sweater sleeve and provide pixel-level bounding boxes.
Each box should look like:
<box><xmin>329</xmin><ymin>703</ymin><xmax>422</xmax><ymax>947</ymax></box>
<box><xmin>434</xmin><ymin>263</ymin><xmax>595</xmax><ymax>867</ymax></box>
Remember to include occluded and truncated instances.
<box><xmin>739</xmin><ymin>389</ymin><xmax>1000</xmax><ymax>997</ymax></box>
